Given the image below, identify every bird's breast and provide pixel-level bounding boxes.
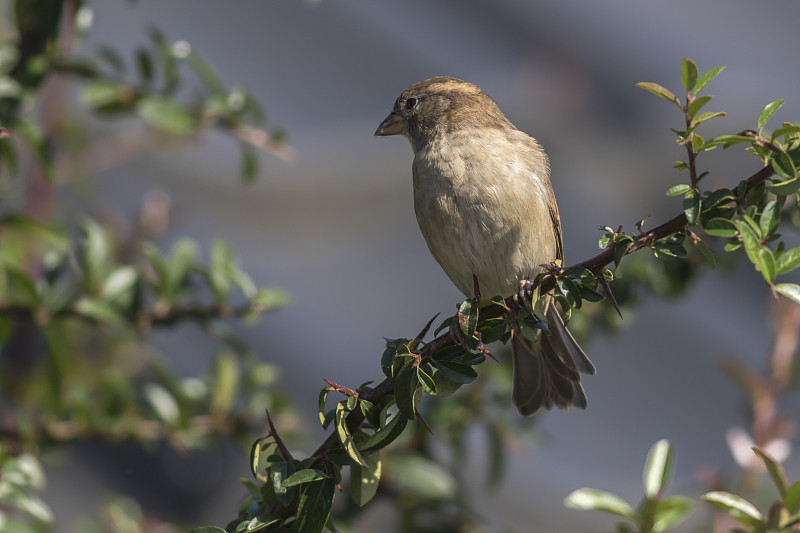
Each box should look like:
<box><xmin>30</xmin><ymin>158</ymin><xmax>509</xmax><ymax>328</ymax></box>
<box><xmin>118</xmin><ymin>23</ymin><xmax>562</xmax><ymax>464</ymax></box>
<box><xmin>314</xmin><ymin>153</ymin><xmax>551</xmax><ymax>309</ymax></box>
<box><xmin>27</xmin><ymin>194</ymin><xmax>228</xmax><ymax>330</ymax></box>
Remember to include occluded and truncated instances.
<box><xmin>411</xmin><ymin>129</ymin><xmax>556</xmax><ymax>299</ymax></box>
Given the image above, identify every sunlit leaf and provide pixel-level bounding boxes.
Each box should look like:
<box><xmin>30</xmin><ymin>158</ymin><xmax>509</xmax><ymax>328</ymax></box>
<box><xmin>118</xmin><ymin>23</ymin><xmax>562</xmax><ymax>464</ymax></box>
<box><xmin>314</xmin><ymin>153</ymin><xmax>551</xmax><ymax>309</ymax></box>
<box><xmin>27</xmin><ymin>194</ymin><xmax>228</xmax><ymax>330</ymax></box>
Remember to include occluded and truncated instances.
<box><xmin>644</xmin><ymin>439</ymin><xmax>674</xmax><ymax>498</ymax></box>
<box><xmin>565</xmin><ymin>488</ymin><xmax>635</xmax><ymax>519</ymax></box>
<box><xmin>758</xmin><ymin>99</ymin><xmax>785</xmax><ymax>132</ymax></box>
<box><xmin>635</xmin><ymin>82</ymin><xmax>680</xmax><ymax>108</ymax></box>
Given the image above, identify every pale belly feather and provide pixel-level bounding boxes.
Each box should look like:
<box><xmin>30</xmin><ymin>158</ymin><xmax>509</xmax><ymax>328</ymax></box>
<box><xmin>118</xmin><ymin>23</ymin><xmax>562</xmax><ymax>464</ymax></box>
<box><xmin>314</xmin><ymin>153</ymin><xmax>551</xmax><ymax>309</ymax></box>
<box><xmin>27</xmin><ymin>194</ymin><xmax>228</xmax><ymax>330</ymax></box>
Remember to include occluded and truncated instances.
<box><xmin>412</xmin><ymin>129</ymin><xmax>556</xmax><ymax>299</ymax></box>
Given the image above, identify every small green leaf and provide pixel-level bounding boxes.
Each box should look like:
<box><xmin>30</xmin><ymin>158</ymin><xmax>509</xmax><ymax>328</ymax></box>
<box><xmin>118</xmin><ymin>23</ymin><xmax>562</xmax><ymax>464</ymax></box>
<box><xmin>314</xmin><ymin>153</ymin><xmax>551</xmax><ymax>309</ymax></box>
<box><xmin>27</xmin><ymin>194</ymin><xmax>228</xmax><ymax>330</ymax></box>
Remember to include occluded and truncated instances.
<box><xmin>643</xmin><ymin>439</ymin><xmax>674</xmax><ymax>499</ymax></box>
<box><xmin>758</xmin><ymin>98</ymin><xmax>785</xmax><ymax>132</ymax></box>
<box><xmin>775</xmin><ymin>283</ymin><xmax>800</xmax><ymax>305</ymax></box>
<box><xmin>564</xmin><ymin>488</ymin><xmax>636</xmax><ymax>519</ymax></box>
<box><xmin>666</xmin><ymin>183</ymin><xmax>691</xmax><ymax>197</ymax></box>
<box><xmin>776</xmin><ymin>246</ymin><xmax>800</xmax><ymax>275</ymax></box>
<box><xmin>143</xmin><ymin>383</ymin><xmax>180</xmax><ymax>424</ymax></box>
<box><xmin>335</xmin><ymin>402</ymin><xmax>367</xmax><ymax>467</ymax></box>
<box><xmin>250</xmin><ymin>437</ymin><xmax>266</xmax><ymax>480</ymax></box>
<box><xmin>458</xmin><ymin>298</ymin><xmax>478</xmax><ymax>342</ymax></box>
<box><xmin>296</xmin><ymin>478</ymin><xmax>336</xmax><ymax>533</ymax></box>
<box><xmin>681</xmin><ymin>59</ymin><xmax>698</xmax><ymax>92</ymax></box>
<box><xmin>393</xmin><ymin>360</ymin><xmax>417</xmax><ymax>420</ymax></box>
<box><xmin>210</xmin><ymin>351</ymin><xmax>239</xmax><ymax>414</ymax></box>
<box><xmin>416</xmin><ymin>365</ymin><xmax>437</xmax><ymax>395</ymax></box>
<box><xmin>768</xmin><ymin>176</ymin><xmax>800</xmax><ymax>196</ymax></box>
<box><xmin>683</xmin><ymin>189</ymin><xmax>701</xmax><ymax>224</ymax></box>
<box><xmin>771</xmin><ymin>151</ymin><xmax>798</xmax><ymax>180</ymax></box>
<box><xmin>283</xmin><ymin>469</ymin><xmax>327</xmax><ymax>487</ymax></box>
<box><xmin>692</xmin><ymin>65</ymin><xmax>725</xmax><ymax>94</ymax></box>
<box><xmin>687</xmin><ymin>95</ymin><xmax>712</xmax><ymax>117</ymax></box>
<box><xmin>318</xmin><ymin>388</ymin><xmax>332</xmax><ymax>427</ymax></box>
<box><xmin>702</xmin><ymin>491</ymin><xmax>764</xmax><ymax>528</ymax></box>
<box><xmin>350</xmin><ymin>452</ymin><xmax>381</xmax><ymax>507</ymax></box>
<box><xmin>434</xmin><ymin>360</ymin><xmax>477</xmax><ymax>384</ymax></box>
<box><xmin>357</xmin><ymin>412</ymin><xmax>407</xmax><ymax>453</ymax></box>
<box><xmin>652</xmin><ymin>496</ymin><xmax>695</xmax><ymax>533</ymax></box>
<box><xmin>784</xmin><ymin>480</ymin><xmax>800</xmax><ymax>513</ymax></box>
<box><xmin>693</xmin><ymin>111</ymin><xmax>726</xmax><ymax>126</ymax></box>
<box><xmin>613</xmin><ymin>238</ymin><xmax>633</xmax><ymax>267</ymax></box>
<box><xmin>635</xmin><ymin>82</ymin><xmax>680</xmax><ymax>108</ymax></box>
<box><xmin>752</xmin><ymin>447</ymin><xmax>788</xmax><ymax>498</ymax></box>
<box><xmin>138</xmin><ymin>96</ymin><xmax>198</xmax><ymax>134</ymax></box>
<box><xmin>760</xmin><ymin>200</ymin><xmax>780</xmax><ymax>237</ymax></box>
<box><xmin>385</xmin><ymin>455</ymin><xmax>456</xmax><ymax>500</ymax></box>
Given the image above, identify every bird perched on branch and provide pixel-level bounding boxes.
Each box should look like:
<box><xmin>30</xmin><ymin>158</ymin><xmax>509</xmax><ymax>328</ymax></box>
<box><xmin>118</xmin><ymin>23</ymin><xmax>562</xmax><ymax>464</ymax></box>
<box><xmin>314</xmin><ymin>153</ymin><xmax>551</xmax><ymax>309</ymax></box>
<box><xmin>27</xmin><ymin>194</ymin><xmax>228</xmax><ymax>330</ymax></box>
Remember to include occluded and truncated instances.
<box><xmin>375</xmin><ymin>76</ymin><xmax>595</xmax><ymax>415</ymax></box>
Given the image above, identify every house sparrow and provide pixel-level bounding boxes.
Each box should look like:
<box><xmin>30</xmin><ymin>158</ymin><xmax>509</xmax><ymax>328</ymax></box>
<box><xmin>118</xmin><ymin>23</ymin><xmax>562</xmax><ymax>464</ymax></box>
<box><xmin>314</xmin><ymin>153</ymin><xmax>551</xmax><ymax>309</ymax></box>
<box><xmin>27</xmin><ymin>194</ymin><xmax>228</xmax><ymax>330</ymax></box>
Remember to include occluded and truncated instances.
<box><xmin>375</xmin><ymin>76</ymin><xmax>595</xmax><ymax>415</ymax></box>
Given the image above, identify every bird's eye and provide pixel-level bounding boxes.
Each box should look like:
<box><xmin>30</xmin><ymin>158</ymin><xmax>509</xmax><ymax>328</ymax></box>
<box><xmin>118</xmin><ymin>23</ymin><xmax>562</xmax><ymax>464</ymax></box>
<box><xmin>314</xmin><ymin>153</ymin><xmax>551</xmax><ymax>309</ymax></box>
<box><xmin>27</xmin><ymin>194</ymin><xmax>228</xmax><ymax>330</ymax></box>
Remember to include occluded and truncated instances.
<box><xmin>405</xmin><ymin>97</ymin><xmax>417</xmax><ymax>109</ymax></box>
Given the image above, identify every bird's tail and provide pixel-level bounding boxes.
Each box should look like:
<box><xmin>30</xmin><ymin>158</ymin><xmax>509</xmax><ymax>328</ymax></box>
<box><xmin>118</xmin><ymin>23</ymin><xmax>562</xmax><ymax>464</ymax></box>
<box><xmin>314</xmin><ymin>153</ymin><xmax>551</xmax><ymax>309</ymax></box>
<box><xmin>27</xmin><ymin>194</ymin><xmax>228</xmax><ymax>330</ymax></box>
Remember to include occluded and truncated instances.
<box><xmin>511</xmin><ymin>304</ymin><xmax>595</xmax><ymax>416</ymax></box>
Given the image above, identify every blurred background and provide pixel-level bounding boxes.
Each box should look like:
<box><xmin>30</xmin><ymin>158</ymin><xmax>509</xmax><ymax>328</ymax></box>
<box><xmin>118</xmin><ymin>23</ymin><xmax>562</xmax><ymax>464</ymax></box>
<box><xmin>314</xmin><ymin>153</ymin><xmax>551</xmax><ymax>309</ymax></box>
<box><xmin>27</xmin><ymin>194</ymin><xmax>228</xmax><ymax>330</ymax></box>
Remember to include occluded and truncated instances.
<box><xmin>19</xmin><ymin>0</ymin><xmax>800</xmax><ymax>530</ymax></box>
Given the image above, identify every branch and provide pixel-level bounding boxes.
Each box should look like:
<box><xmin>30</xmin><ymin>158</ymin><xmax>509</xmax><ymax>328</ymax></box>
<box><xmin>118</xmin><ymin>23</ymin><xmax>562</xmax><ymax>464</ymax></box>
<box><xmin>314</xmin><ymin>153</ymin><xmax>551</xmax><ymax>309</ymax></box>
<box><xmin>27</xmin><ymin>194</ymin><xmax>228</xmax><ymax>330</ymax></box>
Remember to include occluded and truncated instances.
<box><xmin>310</xmin><ymin>164</ymin><xmax>776</xmax><ymax>459</ymax></box>
<box><xmin>577</xmin><ymin>165</ymin><xmax>774</xmax><ymax>274</ymax></box>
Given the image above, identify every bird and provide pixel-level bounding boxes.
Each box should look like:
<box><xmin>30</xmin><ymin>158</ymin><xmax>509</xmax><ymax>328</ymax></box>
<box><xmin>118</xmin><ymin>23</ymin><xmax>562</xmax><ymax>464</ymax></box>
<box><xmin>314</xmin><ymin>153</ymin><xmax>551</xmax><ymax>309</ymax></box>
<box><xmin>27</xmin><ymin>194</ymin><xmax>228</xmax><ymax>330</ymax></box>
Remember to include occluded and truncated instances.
<box><xmin>375</xmin><ymin>76</ymin><xmax>595</xmax><ymax>415</ymax></box>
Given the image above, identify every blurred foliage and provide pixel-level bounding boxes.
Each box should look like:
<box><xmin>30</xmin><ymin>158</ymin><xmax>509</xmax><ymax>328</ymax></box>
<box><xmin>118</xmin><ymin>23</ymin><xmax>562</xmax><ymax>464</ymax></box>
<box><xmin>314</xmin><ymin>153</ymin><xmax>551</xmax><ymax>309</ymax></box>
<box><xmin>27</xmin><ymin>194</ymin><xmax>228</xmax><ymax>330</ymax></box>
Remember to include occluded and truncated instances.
<box><xmin>3</xmin><ymin>3</ymin><xmax>800</xmax><ymax>532</ymax></box>
<box><xmin>0</xmin><ymin>1</ymin><xmax>296</xmax><ymax>531</ymax></box>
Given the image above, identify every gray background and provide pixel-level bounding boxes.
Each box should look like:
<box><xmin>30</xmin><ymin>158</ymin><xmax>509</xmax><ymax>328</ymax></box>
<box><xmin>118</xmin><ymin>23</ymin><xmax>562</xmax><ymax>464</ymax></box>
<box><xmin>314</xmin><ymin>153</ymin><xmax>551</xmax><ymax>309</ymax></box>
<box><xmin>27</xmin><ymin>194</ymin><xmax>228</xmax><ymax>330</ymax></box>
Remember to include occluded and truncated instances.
<box><xmin>42</xmin><ymin>1</ymin><xmax>800</xmax><ymax>531</ymax></box>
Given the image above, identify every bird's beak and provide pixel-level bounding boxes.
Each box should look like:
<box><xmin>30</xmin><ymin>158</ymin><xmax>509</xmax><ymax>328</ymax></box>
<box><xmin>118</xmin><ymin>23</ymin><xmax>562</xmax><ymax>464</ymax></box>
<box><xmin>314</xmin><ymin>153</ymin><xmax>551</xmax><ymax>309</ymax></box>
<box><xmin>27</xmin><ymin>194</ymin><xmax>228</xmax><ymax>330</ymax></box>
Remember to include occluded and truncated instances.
<box><xmin>375</xmin><ymin>112</ymin><xmax>406</xmax><ymax>136</ymax></box>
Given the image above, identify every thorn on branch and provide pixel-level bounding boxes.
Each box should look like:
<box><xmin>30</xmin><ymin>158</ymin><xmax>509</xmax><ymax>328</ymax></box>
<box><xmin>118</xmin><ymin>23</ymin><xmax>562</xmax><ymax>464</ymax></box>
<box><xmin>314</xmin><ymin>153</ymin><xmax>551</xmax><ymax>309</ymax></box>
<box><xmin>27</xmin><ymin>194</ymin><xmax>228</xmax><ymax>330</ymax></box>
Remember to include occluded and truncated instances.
<box><xmin>323</xmin><ymin>379</ymin><xmax>360</xmax><ymax>399</ymax></box>
<box><xmin>597</xmin><ymin>271</ymin><xmax>623</xmax><ymax>319</ymax></box>
<box><xmin>265</xmin><ymin>408</ymin><xmax>294</xmax><ymax>462</ymax></box>
<box><xmin>415</xmin><ymin>313</ymin><xmax>440</xmax><ymax>342</ymax></box>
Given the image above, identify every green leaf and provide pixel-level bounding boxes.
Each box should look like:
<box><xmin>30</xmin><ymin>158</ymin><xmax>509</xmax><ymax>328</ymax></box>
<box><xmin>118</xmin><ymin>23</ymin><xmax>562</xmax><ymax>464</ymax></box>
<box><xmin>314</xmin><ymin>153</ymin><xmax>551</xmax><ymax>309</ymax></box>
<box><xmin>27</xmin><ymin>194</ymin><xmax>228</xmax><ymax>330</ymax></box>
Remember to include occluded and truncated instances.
<box><xmin>138</xmin><ymin>96</ymin><xmax>197</xmax><ymax>134</ymax></box>
<box><xmin>775</xmin><ymin>283</ymin><xmax>800</xmax><ymax>305</ymax></box>
<box><xmin>385</xmin><ymin>455</ymin><xmax>456</xmax><ymax>500</ymax></box>
<box><xmin>250</xmin><ymin>437</ymin><xmax>266</xmax><ymax>480</ymax></box>
<box><xmin>784</xmin><ymin>480</ymin><xmax>800</xmax><ymax>514</ymax></box>
<box><xmin>335</xmin><ymin>402</ymin><xmax>367</xmax><ymax>467</ymax></box>
<box><xmin>693</xmin><ymin>111</ymin><xmax>726</xmax><ymax>126</ymax></box>
<box><xmin>758</xmin><ymin>98</ymin><xmax>785</xmax><ymax>132</ymax></box>
<box><xmin>81</xmin><ymin>81</ymin><xmax>126</xmax><ymax>110</ymax></box>
<box><xmin>694</xmin><ymin>240</ymin><xmax>717</xmax><ymax>269</ymax></box>
<box><xmin>416</xmin><ymin>365</ymin><xmax>437</xmax><ymax>395</ymax></box>
<box><xmin>692</xmin><ymin>65</ymin><xmax>725</xmax><ymax>94</ymax></box>
<box><xmin>73</xmin><ymin>298</ymin><xmax>126</xmax><ymax>328</ymax></box>
<box><xmin>210</xmin><ymin>351</ymin><xmax>239</xmax><ymax>414</ymax></box>
<box><xmin>771</xmin><ymin>151</ymin><xmax>798</xmax><ymax>180</ymax></box>
<box><xmin>143</xmin><ymin>383</ymin><xmax>180</xmax><ymax>424</ymax></box>
<box><xmin>704</xmin><ymin>134</ymin><xmax>753</xmax><ymax>149</ymax></box>
<box><xmin>635</xmin><ymin>82</ymin><xmax>680</xmax><ymax>108</ymax></box>
<box><xmin>760</xmin><ymin>200</ymin><xmax>780</xmax><ymax>237</ymax></box>
<box><xmin>702</xmin><ymin>491</ymin><xmax>764</xmax><ymax>528</ymax></box>
<box><xmin>681</xmin><ymin>59</ymin><xmax>698</xmax><ymax>92</ymax></box>
<box><xmin>434</xmin><ymin>360</ymin><xmax>477</xmax><ymax>384</ymax></box>
<box><xmin>772</xmin><ymin>124</ymin><xmax>800</xmax><ymax>140</ymax></box>
<box><xmin>393</xmin><ymin>359</ymin><xmax>418</xmax><ymax>420</ymax></box>
<box><xmin>643</xmin><ymin>439</ymin><xmax>674</xmax><ymax>499</ymax></box>
<box><xmin>683</xmin><ymin>189</ymin><xmax>701</xmax><ymax>224</ymax></box>
<box><xmin>613</xmin><ymin>238</ymin><xmax>633</xmax><ymax>267</ymax></box>
<box><xmin>283</xmin><ymin>469</ymin><xmax>327</xmax><ymax>487</ymax></box>
<box><xmin>666</xmin><ymin>183</ymin><xmax>691</xmax><ymax>197</ymax></box>
<box><xmin>350</xmin><ymin>452</ymin><xmax>381</xmax><ymax>507</ymax></box>
<box><xmin>564</xmin><ymin>488</ymin><xmax>636</xmax><ymax>519</ymax></box>
<box><xmin>357</xmin><ymin>411</ymin><xmax>408</xmax><ymax>453</ymax></box>
<box><xmin>318</xmin><ymin>388</ymin><xmax>332</xmax><ymax>427</ymax></box>
<box><xmin>768</xmin><ymin>175</ymin><xmax>800</xmax><ymax>195</ymax></box>
<box><xmin>752</xmin><ymin>447</ymin><xmax>788</xmax><ymax>498</ymax></box>
<box><xmin>777</xmin><ymin>246</ymin><xmax>800</xmax><ymax>275</ymax></box>
<box><xmin>458</xmin><ymin>298</ymin><xmax>478</xmax><ymax>343</ymax></box>
<box><xmin>296</xmin><ymin>478</ymin><xmax>336</xmax><ymax>533</ymax></box>
<box><xmin>687</xmin><ymin>95</ymin><xmax>712</xmax><ymax>117</ymax></box>
<box><xmin>652</xmin><ymin>496</ymin><xmax>695</xmax><ymax>533</ymax></box>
